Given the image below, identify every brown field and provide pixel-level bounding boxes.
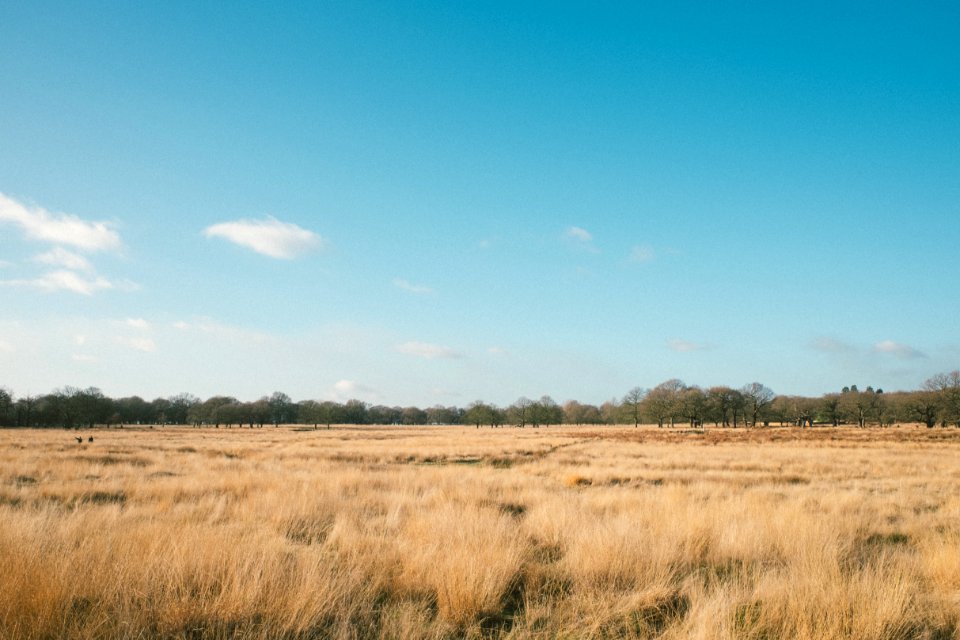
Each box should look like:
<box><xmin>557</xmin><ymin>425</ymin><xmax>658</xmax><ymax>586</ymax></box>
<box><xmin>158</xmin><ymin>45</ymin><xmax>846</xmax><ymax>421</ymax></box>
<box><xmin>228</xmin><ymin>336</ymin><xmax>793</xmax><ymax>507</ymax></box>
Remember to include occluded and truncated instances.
<box><xmin>1</xmin><ymin>424</ymin><xmax>959</xmax><ymax>640</ymax></box>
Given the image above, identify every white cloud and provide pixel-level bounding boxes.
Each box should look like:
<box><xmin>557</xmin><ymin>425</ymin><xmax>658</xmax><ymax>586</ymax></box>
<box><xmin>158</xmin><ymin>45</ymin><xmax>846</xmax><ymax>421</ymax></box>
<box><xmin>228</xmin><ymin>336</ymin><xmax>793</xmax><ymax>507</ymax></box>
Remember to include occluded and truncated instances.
<box><xmin>126</xmin><ymin>318</ymin><xmax>150</xmax><ymax>330</ymax></box>
<box><xmin>331</xmin><ymin>379</ymin><xmax>379</xmax><ymax>402</ymax></box>
<box><xmin>32</xmin><ymin>247</ymin><xmax>94</xmax><ymax>272</ymax></box>
<box><xmin>393</xmin><ymin>278</ymin><xmax>434</xmax><ymax>295</ymax></box>
<box><xmin>487</xmin><ymin>346</ymin><xmax>508</xmax><ymax>356</ymax></box>
<box><xmin>173</xmin><ymin>321</ymin><xmax>190</xmax><ymax>330</ymax></box>
<box><xmin>629</xmin><ymin>245</ymin><xmax>656</xmax><ymax>263</ymax></box>
<box><xmin>0</xmin><ymin>192</ymin><xmax>121</xmax><ymax>252</ymax></box>
<box><xmin>0</xmin><ymin>340</ymin><xmax>13</xmax><ymax>353</ymax></box>
<box><xmin>119</xmin><ymin>337</ymin><xmax>156</xmax><ymax>352</ymax></box>
<box><xmin>0</xmin><ymin>195</ymin><xmax>132</xmax><ymax>296</ymax></box>
<box><xmin>74</xmin><ymin>334</ymin><xmax>87</xmax><ymax>346</ymax></box>
<box><xmin>874</xmin><ymin>340</ymin><xmax>925</xmax><ymax>359</ymax></box>
<box><xmin>395</xmin><ymin>341</ymin><xmax>463</xmax><ymax>359</ymax></box>
<box><xmin>333</xmin><ymin>379</ymin><xmax>358</xmax><ymax>394</ymax></box>
<box><xmin>0</xmin><ymin>260</ymin><xmax>13</xmax><ymax>269</ymax></box>
<box><xmin>204</xmin><ymin>216</ymin><xmax>323</xmax><ymax>259</ymax></box>
<box><xmin>0</xmin><ymin>270</ymin><xmax>114</xmax><ymax>295</ymax></box>
<box><xmin>667</xmin><ymin>339</ymin><xmax>706</xmax><ymax>353</ymax></box>
<box><xmin>72</xmin><ymin>353</ymin><xmax>97</xmax><ymax>363</ymax></box>
<box><xmin>565</xmin><ymin>226</ymin><xmax>593</xmax><ymax>242</ymax></box>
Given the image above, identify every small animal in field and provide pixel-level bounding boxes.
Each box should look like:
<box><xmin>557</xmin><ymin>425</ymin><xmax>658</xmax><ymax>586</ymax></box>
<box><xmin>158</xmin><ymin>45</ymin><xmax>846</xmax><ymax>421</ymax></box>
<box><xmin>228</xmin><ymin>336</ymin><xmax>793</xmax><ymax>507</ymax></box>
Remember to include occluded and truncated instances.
<box><xmin>75</xmin><ymin>437</ymin><xmax>83</xmax><ymax>444</ymax></box>
<box><xmin>88</xmin><ymin>436</ymin><xmax>94</xmax><ymax>443</ymax></box>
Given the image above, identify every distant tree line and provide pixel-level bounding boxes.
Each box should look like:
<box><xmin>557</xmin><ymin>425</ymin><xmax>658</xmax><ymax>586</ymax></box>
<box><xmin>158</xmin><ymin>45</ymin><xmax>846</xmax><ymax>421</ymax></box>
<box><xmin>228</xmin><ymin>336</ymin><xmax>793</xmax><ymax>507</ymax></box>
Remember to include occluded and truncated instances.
<box><xmin>1</xmin><ymin>371</ymin><xmax>959</xmax><ymax>429</ymax></box>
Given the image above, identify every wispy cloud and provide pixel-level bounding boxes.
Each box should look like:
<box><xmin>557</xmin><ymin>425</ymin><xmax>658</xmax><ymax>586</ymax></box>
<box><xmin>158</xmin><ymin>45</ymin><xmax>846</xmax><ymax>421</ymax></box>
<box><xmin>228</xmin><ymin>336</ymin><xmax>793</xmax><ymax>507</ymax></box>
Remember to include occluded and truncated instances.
<box><xmin>126</xmin><ymin>318</ymin><xmax>150</xmax><ymax>330</ymax></box>
<box><xmin>565</xmin><ymin>226</ymin><xmax>593</xmax><ymax>242</ymax></box>
<box><xmin>811</xmin><ymin>336</ymin><xmax>925</xmax><ymax>360</ymax></box>
<box><xmin>487</xmin><ymin>346</ymin><xmax>508</xmax><ymax>356</ymax></box>
<box><xmin>0</xmin><ymin>192</ymin><xmax>121</xmax><ymax>252</ymax></box>
<box><xmin>204</xmin><ymin>216</ymin><xmax>323</xmax><ymax>259</ymax></box>
<box><xmin>564</xmin><ymin>226</ymin><xmax>600</xmax><ymax>253</ymax></box>
<box><xmin>629</xmin><ymin>245</ymin><xmax>656</xmax><ymax>263</ymax></box>
<box><xmin>0</xmin><ymin>340</ymin><xmax>13</xmax><ymax>353</ymax></box>
<box><xmin>393</xmin><ymin>278</ymin><xmax>434</xmax><ymax>295</ymax></box>
<box><xmin>395</xmin><ymin>341</ymin><xmax>463</xmax><ymax>359</ymax></box>
<box><xmin>0</xmin><ymin>270</ymin><xmax>114</xmax><ymax>295</ymax></box>
<box><xmin>72</xmin><ymin>353</ymin><xmax>97</xmax><ymax>363</ymax></box>
<box><xmin>32</xmin><ymin>247</ymin><xmax>94</xmax><ymax>272</ymax></box>
<box><xmin>874</xmin><ymin>340</ymin><xmax>926</xmax><ymax>359</ymax></box>
<box><xmin>667</xmin><ymin>339</ymin><xmax>706</xmax><ymax>352</ymax></box>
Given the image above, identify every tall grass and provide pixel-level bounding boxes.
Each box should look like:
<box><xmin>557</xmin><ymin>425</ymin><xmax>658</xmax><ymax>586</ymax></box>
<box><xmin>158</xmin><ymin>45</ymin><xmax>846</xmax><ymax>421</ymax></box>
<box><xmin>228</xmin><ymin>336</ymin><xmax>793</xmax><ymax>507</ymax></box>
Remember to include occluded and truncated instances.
<box><xmin>0</xmin><ymin>425</ymin><xmax>958</xmax><ymax>639</ymax></box>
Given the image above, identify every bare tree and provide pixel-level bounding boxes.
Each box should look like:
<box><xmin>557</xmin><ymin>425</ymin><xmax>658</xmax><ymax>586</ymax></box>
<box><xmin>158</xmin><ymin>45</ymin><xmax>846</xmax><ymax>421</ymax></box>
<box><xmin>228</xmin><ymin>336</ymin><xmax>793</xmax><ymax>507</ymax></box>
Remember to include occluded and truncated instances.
<box><xmin>621</xmin><ymin>387</ymin><xmax>647</xmax><ymax>427</ymax></box>
<box><xmin>741</xmin><ymin>382</ymin><xmax>775</xmax><ymax>427</ymax></box>
<box><xmin>924</xmin><ymin>371</ymin><xmax>960</xmax><ymax>427</ymax></box>
<box><xmin>509</xmin><ymin>397</ymin><xmax>533</xmax><ymax>427</ymax></box>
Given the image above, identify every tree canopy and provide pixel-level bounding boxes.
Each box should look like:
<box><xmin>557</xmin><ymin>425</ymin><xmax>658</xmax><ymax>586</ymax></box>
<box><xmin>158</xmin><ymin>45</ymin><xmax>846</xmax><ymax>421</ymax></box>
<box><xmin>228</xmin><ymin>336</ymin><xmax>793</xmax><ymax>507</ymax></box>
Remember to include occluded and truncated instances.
<box><xmin>2</xmin><ymin>372</ymin><xmax>959</xmax><ymax>429</ymax></box>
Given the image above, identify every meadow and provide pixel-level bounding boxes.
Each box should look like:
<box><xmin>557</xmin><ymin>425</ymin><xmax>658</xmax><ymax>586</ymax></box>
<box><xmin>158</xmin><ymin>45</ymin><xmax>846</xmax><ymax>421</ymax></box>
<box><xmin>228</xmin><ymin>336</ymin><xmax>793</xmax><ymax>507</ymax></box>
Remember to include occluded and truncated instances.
<box><xmin>1</xmin><ymin>424</ymin><xmax>959</xmax><ymax>639</ymax></box>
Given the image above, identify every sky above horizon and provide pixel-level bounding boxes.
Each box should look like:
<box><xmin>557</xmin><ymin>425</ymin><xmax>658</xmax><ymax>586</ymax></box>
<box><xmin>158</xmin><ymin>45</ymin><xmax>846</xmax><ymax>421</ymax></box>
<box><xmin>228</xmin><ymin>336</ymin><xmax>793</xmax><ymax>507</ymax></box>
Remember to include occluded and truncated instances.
<box><xmin>1</xmin><ymin>1</ymin><xmax>958</xmax><ymax>406</ymax></box>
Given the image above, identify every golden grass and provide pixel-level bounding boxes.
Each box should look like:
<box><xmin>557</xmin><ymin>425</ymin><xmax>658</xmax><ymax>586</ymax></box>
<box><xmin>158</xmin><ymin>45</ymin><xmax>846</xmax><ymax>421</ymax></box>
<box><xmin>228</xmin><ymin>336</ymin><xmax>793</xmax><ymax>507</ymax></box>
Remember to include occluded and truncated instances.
<box><xmin>1</xmin><ymin>425</ymin><xmax>959</xmax><ymax>639</ymax></box>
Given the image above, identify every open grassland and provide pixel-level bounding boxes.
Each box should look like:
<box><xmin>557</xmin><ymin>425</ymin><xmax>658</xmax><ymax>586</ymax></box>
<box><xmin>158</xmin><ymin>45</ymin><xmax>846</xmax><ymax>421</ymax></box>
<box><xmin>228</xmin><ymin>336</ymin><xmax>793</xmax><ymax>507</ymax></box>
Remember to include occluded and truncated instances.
<box><xmin>1</xmin><ymin>425</ymin><xmax>960</xmax><ymax>640</ymax></box>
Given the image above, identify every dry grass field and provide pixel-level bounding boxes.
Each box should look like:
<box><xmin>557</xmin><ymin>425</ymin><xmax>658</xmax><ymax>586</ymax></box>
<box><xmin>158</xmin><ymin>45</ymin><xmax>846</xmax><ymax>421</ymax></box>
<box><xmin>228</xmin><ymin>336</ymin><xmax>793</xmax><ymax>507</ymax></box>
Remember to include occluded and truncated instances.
<box><xmin>1</xmin><ymin>424</ymin><xmax>959</xmax><ymax>640</ymax></box>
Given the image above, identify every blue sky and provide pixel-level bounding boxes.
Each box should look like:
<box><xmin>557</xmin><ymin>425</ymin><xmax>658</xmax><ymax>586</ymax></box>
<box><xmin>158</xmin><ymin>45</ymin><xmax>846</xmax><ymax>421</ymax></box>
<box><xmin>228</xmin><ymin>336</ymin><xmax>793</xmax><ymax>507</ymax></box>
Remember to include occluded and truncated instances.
<box><xmin>1</xmin><ymin>1</ymin><xmax>958</xmax><ymax>405</ymax></box>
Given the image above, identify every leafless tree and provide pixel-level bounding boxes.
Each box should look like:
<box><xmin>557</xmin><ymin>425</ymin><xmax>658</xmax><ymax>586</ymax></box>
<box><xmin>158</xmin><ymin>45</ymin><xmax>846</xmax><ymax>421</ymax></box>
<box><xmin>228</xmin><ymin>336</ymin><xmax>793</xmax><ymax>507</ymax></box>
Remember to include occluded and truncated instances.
<box><xmin>622</xmin><ymin>387</ymin><xmax>647</xmax><ymax>427</ymax></box>
<box><xmin>741</xmin><ymin>382</ymin><xmax>775</xmax><ymax>427</ymax></box>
